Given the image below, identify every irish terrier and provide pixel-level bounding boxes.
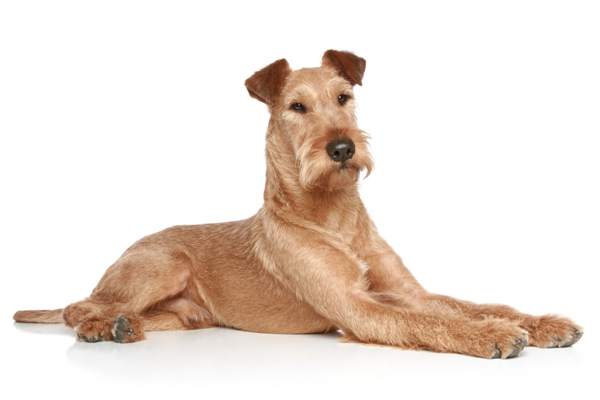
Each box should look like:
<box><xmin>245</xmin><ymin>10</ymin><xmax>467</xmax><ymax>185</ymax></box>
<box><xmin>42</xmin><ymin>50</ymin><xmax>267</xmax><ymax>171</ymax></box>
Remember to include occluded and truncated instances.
<box><xmin>14</xmin><ymin>50</ymin><xmax>582</xmax><ymax>358</ymax></box>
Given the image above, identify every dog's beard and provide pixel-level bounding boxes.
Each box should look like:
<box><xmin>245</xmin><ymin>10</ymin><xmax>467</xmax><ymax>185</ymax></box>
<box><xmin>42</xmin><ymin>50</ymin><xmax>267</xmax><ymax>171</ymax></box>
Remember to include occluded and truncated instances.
<box><xmin>299</xmin><ymin>159</ymin><xmax>365</xmax><ymax>191</ymax></box>
<box><xmin>324</xmin><ymin>163</ymin><xmax>361</xmax><ymax>191</ymax></box>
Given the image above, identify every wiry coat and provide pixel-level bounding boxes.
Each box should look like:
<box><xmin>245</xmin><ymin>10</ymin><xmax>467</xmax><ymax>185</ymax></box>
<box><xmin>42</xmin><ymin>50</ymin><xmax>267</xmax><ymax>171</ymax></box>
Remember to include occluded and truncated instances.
<box><xmin>14</xmin><ymin>50</ymin><xmax>582</xmax><ymax>358</ymax></box>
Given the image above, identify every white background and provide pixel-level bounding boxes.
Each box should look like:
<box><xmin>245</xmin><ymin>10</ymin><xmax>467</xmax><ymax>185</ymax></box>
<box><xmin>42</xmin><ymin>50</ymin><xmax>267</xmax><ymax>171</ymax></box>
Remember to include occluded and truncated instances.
<box><xmin>1</xmin><ymin>1</ymin><xmax>598</xmax><ymax>398</ymax></box>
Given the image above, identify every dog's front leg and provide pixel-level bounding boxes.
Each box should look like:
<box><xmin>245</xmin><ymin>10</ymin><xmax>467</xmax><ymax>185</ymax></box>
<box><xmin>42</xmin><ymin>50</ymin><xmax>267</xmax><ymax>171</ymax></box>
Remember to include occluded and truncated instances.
<box><xmin>423</xmin><ymin>294</ymin><xmax>583</xmax><ymax>349</ymax></box>
<box><xmin>261</xmin><ymin>231</ymin><xmax>527</xmax><ymax>359</ymax></box>
<box><xmin>361</xmin><ymin>238</ymin><xmax>583</xmax><ymax>350</ymax></box>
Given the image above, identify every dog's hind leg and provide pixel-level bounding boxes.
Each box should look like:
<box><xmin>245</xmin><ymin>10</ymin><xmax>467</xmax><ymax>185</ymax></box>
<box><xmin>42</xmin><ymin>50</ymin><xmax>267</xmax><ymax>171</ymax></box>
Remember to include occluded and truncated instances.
<box><xmin>64</xmin><ymin>300</ymin><xmax>212</xmax><ymax>343</ymax></box>
<box><xmin>62</xmin><ymin>300</ymin><xmax>146</xmax><ymax>343</ymax></box>
<box><xmin>62</xmin><ymin>246</ymin><xmax>211</xmax><ymax>343</ymax></box>
<box><xmin>108</xmin><ymin>306</ymin><xmax>213</xmax><ymax>342</ymax></box>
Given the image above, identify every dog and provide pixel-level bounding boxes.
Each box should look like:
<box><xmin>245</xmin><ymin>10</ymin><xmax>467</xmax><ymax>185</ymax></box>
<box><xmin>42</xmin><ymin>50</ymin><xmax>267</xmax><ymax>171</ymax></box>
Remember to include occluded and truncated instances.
<box><xmin>14</xmin><ymin>50</ymin><xmax>582</xmax><ymax>358</ymax></box>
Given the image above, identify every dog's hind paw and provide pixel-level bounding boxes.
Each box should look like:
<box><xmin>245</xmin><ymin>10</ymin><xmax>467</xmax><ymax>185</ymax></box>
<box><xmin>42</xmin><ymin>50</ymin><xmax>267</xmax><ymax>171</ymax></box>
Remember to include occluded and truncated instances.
<box><xmin>77</xmin><ymin>332</ymin><xmax>104</xmax><ymax>343</ymax></box>
<box><xmin>74</xmin><ymin>317</ymin><xmax>112</xmax><ymax>343</ymax></box>
<box><xmin>110</xmin><ymin>315</ymin><xmax>145</xmax><ymax>343</ymax></box>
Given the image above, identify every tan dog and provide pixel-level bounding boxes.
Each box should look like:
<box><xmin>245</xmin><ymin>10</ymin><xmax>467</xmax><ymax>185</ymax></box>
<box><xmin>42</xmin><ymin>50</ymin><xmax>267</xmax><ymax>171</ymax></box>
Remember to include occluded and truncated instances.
<box><xmin>14</xmin><ymin>50</ymin><xmax>582</xmax><ymax>358</ymax></box>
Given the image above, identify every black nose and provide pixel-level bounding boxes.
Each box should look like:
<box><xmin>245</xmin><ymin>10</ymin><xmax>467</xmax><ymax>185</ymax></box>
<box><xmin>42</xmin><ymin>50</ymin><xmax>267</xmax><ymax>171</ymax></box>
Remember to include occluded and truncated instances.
<box><xmin>326</xmin><ymin>138</ymin><xmax>355</xmax><ymax>163</ymax></box>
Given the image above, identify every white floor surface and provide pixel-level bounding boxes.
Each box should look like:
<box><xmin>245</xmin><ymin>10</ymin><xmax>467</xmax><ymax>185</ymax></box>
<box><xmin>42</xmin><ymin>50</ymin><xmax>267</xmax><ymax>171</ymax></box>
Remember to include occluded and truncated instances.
<box><xmin>6</xmin><ymin>319</ymin><xmax>598</xmax><ymax>399</ymax></box>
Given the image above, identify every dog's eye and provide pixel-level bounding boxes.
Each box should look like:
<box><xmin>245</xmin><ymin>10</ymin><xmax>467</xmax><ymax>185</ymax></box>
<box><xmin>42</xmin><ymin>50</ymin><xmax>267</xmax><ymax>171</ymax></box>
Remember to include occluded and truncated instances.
<box><xmin>291</xmin><ymin>102</ymin><xmax>306</xmax><ymax>113</ymax></box>
<box><xmin>338</xmin><ymin>94</ymin><xmax>349</xmax><ymax>105</ymax></box>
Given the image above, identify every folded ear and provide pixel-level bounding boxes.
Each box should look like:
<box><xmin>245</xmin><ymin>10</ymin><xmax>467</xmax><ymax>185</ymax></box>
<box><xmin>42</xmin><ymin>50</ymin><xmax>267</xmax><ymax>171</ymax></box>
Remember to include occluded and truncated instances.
<box><xmin>322</xmin><ymin>50</ymin><xmax>366</xmax><ymax>86</ymax></box>
<box><xmin>244</xmin><ymin>58</ymin><xmax>292</xmax><ymax>105</ymax></box>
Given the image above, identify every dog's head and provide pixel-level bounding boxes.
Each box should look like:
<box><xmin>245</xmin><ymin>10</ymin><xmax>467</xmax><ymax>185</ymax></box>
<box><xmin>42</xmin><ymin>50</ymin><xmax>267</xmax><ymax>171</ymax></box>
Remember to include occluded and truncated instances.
<box><xmin>245</xmin><ymin>50</ymin><xmax>373</xmax><ymax>192</ymax></box>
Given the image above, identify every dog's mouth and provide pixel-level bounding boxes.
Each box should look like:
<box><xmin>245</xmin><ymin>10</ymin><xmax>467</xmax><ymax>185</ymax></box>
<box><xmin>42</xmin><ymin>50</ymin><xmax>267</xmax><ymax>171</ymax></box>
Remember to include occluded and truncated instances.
<box><xmin>322</xmin><ymin>162</ymin><xmax>362</xmax><ymax>190</ymax></box>
<box><xmin>299</xmin><ymin>161</ymin><xmax>362</xmax><ymax>192</ymax></box>
<box><xmin>339</xmin><ymin>158</ymin><xmax>366</xmax><ymax>173</ymax></box>
<box><xmin>337</xmin><ymin>162</ymin><xmax>360</xmax><ymax>176</ymax></box>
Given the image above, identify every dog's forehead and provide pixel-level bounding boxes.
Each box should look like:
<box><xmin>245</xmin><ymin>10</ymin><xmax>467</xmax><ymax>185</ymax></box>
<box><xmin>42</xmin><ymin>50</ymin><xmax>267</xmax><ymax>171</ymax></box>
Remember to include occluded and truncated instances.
<box><xmin>283</xmin><ymin>67</ymin><xmax>353</xmax><ymax>101</ymax></box>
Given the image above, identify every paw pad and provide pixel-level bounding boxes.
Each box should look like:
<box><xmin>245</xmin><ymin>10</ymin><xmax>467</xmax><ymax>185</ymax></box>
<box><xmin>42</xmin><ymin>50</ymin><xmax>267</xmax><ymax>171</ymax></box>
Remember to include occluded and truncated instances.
<box><xmin>111</xmin><ymin>315</ymin><xmax>135</xmax><ymax>343</ymax></box>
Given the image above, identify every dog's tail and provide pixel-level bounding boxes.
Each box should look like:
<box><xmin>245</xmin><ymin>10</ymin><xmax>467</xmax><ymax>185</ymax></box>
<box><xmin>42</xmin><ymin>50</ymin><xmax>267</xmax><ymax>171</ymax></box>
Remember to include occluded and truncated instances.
<box><xmin>13</xmin><ymin>309</ymin><xmax>63</xmax><ymax>324</ymax></box>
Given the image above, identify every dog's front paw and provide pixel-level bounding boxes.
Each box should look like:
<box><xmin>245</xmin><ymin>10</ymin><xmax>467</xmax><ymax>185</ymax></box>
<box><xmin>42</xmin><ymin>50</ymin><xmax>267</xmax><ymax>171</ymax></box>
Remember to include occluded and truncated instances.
<box><xmin>525</xmin><ymin>314</ymin><xmax>583</xmax><ymax>348</ymax></box>
<box><xmin>490</xmin><ymin>335</ymin><xmax>528</xmax><ymax>359</ymax></box>
<box><xmin>485</xmin><ymin>323</ymin><xmax>529</xmax><ymax>359</ymax></box>
<box><xmin>460</xmin><ymin>319</ymin><xmax>529</xmax><ymax>359</ymax></box>
<box><xmin>443</xmin><ymin>319</ymin><xmax>529</xmax><ymax>359</ymax></box>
